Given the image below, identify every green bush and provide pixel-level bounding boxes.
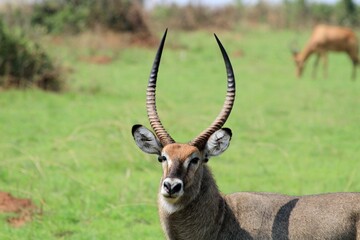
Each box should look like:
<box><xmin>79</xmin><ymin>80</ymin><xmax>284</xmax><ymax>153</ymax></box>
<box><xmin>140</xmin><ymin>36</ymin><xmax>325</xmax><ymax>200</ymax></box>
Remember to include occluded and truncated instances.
<box><xmin>0</xmin><ymin>20</ymin><xmax>64</xmax><ymax>91</ymax></box>
<box><xmin>151</xmin><ymin>4</ymin><xmax>242</xmax><ymax>31</ymax></box>
<box><xmin>31</xmin><ymin>1</ymin><xmax>89</xmax><ymax>34</ymax></box>
<box><xmin>310</xmin><ymin>3</ymin><xmax>335</xmax><ymax>23</ymax></box>
<box><xmin>30</xmin><ymin>0</ymin><xmax>151</xmax><ymax>36</ymax></box>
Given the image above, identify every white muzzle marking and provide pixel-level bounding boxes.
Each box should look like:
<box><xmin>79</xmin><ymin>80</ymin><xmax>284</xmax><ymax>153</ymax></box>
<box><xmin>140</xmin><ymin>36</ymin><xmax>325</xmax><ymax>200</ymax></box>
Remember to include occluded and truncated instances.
<box><xmin>161</xmin><ymin>178</ymin><xmax>184</xmax><ymax>201</ymax></box>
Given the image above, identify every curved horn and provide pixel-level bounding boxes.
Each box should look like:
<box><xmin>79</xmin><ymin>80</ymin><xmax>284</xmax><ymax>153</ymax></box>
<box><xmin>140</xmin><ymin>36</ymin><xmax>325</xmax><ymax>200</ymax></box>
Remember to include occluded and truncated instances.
<box><xmin>146</xmin><ymin>29</ymin><xmax>175</xmax><ymax>146</ymax></box>
<box><xmin>189</xmin><ymin>34</ymin><xmax>236</xmax><ymax>150</ymax></box>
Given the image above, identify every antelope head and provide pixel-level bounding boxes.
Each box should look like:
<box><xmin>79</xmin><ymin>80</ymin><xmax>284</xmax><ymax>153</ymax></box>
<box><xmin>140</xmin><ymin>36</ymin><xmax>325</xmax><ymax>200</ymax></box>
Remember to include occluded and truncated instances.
<box><xmin>293</xmin><ymin>57</ymin><xmax>304</xmax><ymax>78</ymax></box>
<box><xmin>131</xmin><ymin>29</ymin><xmax>235</xmax><ymax>209</ymax></box>
<box><xmin>289</xmin><ymin>41</ymin><xmax>304</xmax><ymax>77</ymax></box>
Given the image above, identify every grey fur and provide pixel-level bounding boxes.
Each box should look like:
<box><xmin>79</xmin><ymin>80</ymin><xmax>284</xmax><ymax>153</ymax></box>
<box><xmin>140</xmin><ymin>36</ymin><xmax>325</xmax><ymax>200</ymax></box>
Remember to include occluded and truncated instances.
<box><xmin>159</xmin><ymin>164</ymin><xmax>360</xmax><ymax>240</ymax></box>
<box><xmin>132</xmin><ymin>126</ymin><xmax>360</xmax><ymax>240</ymax></box>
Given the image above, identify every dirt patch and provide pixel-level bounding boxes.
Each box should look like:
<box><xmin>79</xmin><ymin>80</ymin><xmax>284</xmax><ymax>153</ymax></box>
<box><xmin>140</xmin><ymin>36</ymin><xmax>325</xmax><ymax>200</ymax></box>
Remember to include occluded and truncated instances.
<box><xmin>0</xmin><ymin>191</ymin><xmax>38</xmax><ymax>227</ymax></box>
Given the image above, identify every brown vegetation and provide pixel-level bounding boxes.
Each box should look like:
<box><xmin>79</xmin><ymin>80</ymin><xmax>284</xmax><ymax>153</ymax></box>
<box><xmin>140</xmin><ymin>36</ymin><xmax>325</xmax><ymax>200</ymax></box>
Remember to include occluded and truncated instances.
<box><xmin>0</xmin><ymin>191</ymin><xmax>39</xmax><ymax>227</ymax></box>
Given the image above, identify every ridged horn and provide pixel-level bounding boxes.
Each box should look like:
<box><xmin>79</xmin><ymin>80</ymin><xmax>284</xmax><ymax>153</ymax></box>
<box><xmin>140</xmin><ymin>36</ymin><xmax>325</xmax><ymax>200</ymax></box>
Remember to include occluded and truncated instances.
<box><xmin>189</xmin><ymin>34</ymin><xmax>236</xmax><ymax>150</ymax></box>
<box><xmin>146</xmin><ymin>29</ymin><xmax>175</xmax><ymax>146</ymax></box>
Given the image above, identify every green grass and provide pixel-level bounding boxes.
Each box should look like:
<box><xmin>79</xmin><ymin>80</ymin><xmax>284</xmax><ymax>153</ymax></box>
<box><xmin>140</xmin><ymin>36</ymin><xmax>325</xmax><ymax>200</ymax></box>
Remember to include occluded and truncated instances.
<box><xmin>0</xmin><ymin>27</ymin><xmax>360</xmax><ymax>239</ymax></box>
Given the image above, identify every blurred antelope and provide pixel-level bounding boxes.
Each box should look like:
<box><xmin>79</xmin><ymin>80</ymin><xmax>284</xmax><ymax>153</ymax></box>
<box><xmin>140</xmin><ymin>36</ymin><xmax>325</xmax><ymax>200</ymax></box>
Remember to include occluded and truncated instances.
<box><xmin>291</xmin><ymin>24</ymin><xmax>359</xmax><ymax>79</ymax></box>
<box><xmin>132</xmin><ymin>30</ymin><xmax>360</xmax><ymax>240</ymax></box>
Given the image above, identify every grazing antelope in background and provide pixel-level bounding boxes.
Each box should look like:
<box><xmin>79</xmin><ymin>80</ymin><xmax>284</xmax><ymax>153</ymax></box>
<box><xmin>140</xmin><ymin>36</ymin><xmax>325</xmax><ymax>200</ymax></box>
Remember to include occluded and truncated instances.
<box><xmin>291</xmin><ymin>24</ymin><xmax>359</xmax><ymax>80</ymax></box>
<box><xmin>132</xmin><ymin>30</ymin><xmax>360</xmax><ymax>240</ymax></box>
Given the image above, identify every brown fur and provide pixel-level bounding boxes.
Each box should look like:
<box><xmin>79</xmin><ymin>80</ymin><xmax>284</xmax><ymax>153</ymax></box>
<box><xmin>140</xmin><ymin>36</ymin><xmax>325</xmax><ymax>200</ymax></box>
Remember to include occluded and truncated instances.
<box><xmin>292</xmin><ymin>24</ymin><xmax>359</xmax><ymax>79</ymax></box>
<box><xmin>163</xmin><ymin>144</ymin><xmax>199</xmax><ymax>163</ymax></box>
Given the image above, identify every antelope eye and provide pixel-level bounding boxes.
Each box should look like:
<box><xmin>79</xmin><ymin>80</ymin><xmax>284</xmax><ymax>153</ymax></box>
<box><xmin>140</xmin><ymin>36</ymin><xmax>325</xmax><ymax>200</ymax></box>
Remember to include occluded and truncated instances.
<box><xmin>189</xmin><ymin>157</ymin><xmax>199</xmax><ymax>165</ymax></box>
<box><xmin>158</xmin><ymin>155</ymin><xmax>167</xmax><ymax>162</ymax></box>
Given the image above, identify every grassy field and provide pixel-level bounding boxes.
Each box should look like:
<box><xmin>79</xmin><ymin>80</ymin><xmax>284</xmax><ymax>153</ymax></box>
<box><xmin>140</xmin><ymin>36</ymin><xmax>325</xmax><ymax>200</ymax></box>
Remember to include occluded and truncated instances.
<box><xmin>0</xmin><ymin>27</ymin><xmax>360</xmax><ymax>239</ymax></box>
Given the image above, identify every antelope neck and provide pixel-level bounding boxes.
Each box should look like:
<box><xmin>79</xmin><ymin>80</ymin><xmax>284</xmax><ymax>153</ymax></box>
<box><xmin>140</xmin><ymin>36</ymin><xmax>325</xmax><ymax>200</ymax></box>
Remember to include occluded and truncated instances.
<box><xmin>160</xmin><ymin>166</ymin><xmax>224</xmax><ymax>240</ymax></box>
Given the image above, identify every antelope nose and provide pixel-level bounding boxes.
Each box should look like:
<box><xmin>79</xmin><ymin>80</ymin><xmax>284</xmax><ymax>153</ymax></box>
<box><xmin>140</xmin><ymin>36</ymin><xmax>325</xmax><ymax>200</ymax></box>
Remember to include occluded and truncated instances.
<box><xmin>163</xmin><ymin>178</ymin><xmax>183</xmax><ymax>195</ymax></box>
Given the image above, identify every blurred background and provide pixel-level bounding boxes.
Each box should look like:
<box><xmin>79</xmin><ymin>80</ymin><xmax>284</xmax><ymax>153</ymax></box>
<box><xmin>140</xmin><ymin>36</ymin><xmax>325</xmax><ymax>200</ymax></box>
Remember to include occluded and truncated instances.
<box><xmin>0</xmin><ymin>0</ymin><xmax>359</xmax><ymax>239</ymax></box>
<box><xmin>1</xmin><ymin>0</ymin><xmax>360</xmax><ymax>90</ymax></box>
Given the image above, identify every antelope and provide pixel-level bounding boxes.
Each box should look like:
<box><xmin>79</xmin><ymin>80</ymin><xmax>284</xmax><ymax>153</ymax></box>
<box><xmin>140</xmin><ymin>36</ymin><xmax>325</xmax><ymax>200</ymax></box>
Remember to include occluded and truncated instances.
<box><xmin>131</xmin><ymin>30</ymin><xmax>360</xmax><ymax>240</ymax></box>
<box><xmin>291</xmin><ymin>24</ymin><xmax>359</xmax><ymax>80</ymax></box>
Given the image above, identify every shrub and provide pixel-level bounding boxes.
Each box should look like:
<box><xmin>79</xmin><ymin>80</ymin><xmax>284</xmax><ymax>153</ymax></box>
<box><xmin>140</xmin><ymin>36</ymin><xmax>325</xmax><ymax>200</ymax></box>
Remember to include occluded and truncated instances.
<box><xmin>31</xmin><ymin>1</ymin><xmax>89</xmax><ymax>34</ymax></box>
<box><xmin>30</xmin><ymin>0</ymin><xmax>151</xmax><ymax>36</ymax></box>
<box><xmin>0</xmin><ymin>20</ymin><xmax>64</xmax><ymax>91</ymax></box>
<box><xmin>151</xmin><ymin>4</ymin><xmax>242</xmax><ymax>31</ymax></box>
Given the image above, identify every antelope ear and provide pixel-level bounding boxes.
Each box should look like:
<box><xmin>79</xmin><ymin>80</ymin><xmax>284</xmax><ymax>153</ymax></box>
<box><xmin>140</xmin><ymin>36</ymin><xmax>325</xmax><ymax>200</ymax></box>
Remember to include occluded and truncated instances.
<box><xmin>131</xmin><ymin>124</ymin><xmax>162</xmax><ymax>155</ymax></box>
<box><xmin>204</xmin><ymin>128</ymin><xmax>232</xmax><ymax>157</ymax></box>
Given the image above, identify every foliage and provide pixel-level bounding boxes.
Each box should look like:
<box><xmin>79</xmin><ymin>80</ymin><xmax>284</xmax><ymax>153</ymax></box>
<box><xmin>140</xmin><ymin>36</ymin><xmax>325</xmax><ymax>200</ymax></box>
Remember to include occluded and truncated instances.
<box><xmin>30</xmin><ymin>0</ymin><xmax>151</xmax><ymax>37</ymax></box>
<box><xmin>31</xmin><ymin>1</ymin><xmax>89</xmax><ymax>34</ymax></box>
<box><xmin>310</xmin><ymin>3</ymin><xmax>335</xmax><ymax>23</ymax></box>
<box><xmin>2</xmin><ymin>0</ymin><xmax>360</xmax><ymax>33</ymax></box>
<box><xmin>335</xmin><ymin>0</ymin><xmax>358</xmax><ymax>26</ymax></box>
<box><xmin>1</xmin><ymin>0</ymin><xmax>360</xmax><ymax>34</ymax></box>
<box><xmin>151</xmin><ymin>4</ymin><xmax>242</xmax><ymax>31</ymax></box>
<box><xmin>88</xmin><ymin>0</ymin><xmax>149</xmax><ymax>33</ymax></box>
<box><xmin>0</xmin><ymin>20</ymin><xmax>63</xmax><ymax>91</ymax></box>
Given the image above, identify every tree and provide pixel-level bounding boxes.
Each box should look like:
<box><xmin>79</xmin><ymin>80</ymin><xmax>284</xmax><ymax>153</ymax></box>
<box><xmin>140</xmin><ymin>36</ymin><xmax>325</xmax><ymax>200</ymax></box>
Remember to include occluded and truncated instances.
<box><xmin>336</xmin><ymin>0</ymin><xmax>358</xmax><ymax>26</ymax></box>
